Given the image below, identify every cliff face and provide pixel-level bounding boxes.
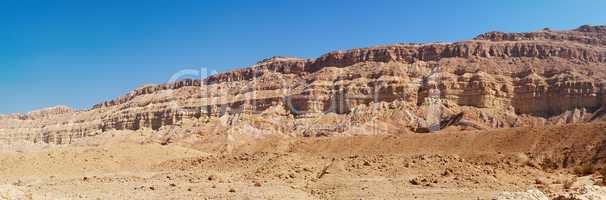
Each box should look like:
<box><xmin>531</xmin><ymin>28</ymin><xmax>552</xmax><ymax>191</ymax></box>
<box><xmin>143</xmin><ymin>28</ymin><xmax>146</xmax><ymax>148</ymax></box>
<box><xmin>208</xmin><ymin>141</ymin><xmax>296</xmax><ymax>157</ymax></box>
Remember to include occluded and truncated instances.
<box><xmin>2</xmin><ymin>25</ymin><xmax>606</xmax><ymax>144</ymax></box>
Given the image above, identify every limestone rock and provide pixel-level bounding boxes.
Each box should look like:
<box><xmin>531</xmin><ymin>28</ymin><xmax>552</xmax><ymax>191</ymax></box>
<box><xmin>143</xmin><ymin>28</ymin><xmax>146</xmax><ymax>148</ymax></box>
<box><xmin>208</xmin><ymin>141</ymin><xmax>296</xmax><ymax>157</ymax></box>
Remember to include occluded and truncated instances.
<box><xmin>2</xmin><ymin>25</ymin><xmax>606</xmax><ymax>143</ymax></box>
<box><xmin>493</xmin><ymin>189</ymin><xmax>549</xmax><ymax>200</ymax></box>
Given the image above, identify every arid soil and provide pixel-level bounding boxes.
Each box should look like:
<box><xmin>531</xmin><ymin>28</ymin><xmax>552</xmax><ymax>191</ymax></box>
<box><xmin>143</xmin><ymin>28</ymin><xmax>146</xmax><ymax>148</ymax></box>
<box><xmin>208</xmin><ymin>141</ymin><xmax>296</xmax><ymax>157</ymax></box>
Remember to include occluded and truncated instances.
<box><xmin>2</xmin><ymin>122</ymin><xmax>606</xmax><ymax>199</ymax></box>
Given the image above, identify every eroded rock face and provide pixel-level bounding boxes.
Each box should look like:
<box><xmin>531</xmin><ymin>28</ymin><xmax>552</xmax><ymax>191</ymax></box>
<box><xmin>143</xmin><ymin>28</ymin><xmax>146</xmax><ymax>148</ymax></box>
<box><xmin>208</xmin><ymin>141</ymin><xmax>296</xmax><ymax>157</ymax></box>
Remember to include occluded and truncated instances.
<box><xmin>2</xmin><ymin>25</ymin><xmax>606</xmax><ymax>144</ymax></box>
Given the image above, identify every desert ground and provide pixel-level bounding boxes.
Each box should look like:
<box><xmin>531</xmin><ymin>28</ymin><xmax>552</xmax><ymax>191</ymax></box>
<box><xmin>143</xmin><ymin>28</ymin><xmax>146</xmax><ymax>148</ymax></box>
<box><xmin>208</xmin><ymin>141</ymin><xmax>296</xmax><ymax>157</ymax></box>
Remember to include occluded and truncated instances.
<box><xmin>2</xmin><ymin>122</ymin><xmax>606</xmax><ymax>199</ymax></box>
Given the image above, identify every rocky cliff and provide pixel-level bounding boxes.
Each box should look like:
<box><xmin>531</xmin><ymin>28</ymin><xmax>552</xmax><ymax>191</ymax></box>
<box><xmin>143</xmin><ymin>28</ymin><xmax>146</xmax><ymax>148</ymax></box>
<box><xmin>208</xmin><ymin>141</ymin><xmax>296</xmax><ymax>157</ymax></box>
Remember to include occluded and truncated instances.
<box><xmin>2</xmin><ymin>25</ymin><xmax>606</xmax><ymax>144</ymax></box>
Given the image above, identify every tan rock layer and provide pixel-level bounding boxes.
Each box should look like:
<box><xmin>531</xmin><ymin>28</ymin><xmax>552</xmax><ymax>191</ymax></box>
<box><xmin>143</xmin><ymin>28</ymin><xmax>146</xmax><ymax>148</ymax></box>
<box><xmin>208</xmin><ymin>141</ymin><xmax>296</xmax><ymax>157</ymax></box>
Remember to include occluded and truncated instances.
<box><xmin>2</xmin><ymin>25</ymin><xmax>606</xmax><ymax>144</ymax></box>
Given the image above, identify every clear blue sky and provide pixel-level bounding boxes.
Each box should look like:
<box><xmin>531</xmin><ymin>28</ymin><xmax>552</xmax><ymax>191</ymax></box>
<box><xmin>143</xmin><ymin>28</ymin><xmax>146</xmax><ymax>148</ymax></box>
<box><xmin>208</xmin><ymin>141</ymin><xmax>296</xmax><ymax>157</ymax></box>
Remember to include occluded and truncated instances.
<box><xmin>1</xmin><ymin>0</ymin><xmax>605</xmax><ymax>114</ymax></box>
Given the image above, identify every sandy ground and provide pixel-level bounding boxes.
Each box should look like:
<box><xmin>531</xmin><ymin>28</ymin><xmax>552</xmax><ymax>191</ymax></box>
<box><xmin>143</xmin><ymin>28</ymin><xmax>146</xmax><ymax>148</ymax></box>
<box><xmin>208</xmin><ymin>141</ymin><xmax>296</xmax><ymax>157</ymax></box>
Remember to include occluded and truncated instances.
<box><xmin>1</xmin><ymin>123</ymin><xmax>606</xmax><ymax>199</ymax></box>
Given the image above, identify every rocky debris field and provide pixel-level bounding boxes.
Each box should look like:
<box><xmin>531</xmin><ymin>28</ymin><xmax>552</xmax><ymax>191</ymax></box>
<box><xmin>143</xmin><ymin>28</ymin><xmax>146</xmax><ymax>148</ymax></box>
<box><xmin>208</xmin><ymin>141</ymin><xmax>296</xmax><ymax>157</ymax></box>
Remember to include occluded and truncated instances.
<box><xmin>1</xmin><ymin>122</ymin><xmax>605</xmax><ymax>199</ymax></box>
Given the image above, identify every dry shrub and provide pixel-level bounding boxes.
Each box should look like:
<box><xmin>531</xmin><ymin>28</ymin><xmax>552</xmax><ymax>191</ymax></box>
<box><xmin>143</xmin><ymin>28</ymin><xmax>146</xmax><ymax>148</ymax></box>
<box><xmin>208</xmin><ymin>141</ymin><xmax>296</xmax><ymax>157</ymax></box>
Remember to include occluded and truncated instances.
<box><xmin>573</xmin><ymin>163</ymin><xmax>594</xmax><ymax>176</ymax></box>
<box><xmin>535</xmin><ymin>177</ymin><xmax>548</xmax><ymax>185</ymax></box>
<box><xmin>540</xmin><ymin>158</ymin><xmax>559</xmax><ymax>171</ymax></box>
<box><xmin>563</xmin><ymin>177</ymin><xmax>576</xmax><ymax>189</ymax></box>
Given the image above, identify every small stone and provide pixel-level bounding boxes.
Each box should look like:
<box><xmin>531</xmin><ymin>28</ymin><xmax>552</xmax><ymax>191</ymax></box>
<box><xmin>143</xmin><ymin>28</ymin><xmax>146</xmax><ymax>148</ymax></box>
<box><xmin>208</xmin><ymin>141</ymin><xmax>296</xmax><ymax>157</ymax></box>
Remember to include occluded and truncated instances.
<box><xmin>253</xmin><ymin>181</ymin><xmax>262</xmax><ymax>187</ymax></box>
<box><xmin>229</xmin><ymin>188</ymin><xmax>236</xmax><ymax>193</ymax></box>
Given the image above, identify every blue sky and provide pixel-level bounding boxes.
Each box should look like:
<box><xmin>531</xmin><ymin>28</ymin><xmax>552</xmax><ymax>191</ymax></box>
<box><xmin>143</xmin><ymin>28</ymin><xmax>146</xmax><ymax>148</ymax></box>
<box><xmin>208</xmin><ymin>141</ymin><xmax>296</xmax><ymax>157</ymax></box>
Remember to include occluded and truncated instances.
<box><xmin>1</xmin><ymin>0</ymin><xmax>605</xmax><ymax>114</ymax></box>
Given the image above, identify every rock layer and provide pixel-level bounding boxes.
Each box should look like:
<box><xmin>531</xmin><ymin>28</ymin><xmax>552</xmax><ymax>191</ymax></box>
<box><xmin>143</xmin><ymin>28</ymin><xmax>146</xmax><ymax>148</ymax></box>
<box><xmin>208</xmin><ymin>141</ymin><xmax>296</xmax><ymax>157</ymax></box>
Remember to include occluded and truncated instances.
<box><xmin>2</xmin><ymin>25</ymin><xmax>606</xmax><ymax>144</ymax></box>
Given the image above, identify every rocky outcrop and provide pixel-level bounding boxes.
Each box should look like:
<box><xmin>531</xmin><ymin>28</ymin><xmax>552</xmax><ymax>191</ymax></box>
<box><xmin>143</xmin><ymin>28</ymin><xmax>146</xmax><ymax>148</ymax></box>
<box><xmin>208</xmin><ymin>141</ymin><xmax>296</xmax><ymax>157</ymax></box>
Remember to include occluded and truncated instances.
<box><xmin>2</xmin><ymin>25</ymin><xmax>606</xmax><ymax>144</ymax></box>
<box><xmin>415</xmin><ymin>112</ymin><xmax>465</xmax><ymax>133</ymax></box>
<box><xmin>590</xmin><ymin>106</ymin><xmax>606</xmax><ymax>122</ymax></box>
<box><xmin>476</xmin><ymin>25</ymin><xmax>606</xmax><ymax>46</ymax></box>
<box><xmin>495</xmin><ymin>184</ymin><xmax>606</xmax><ymax>200</ymax></box>
<box><xmin>494</xmin><ymin>189</ymin><xmax>549</xmax><ymax>200</ymax></box>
